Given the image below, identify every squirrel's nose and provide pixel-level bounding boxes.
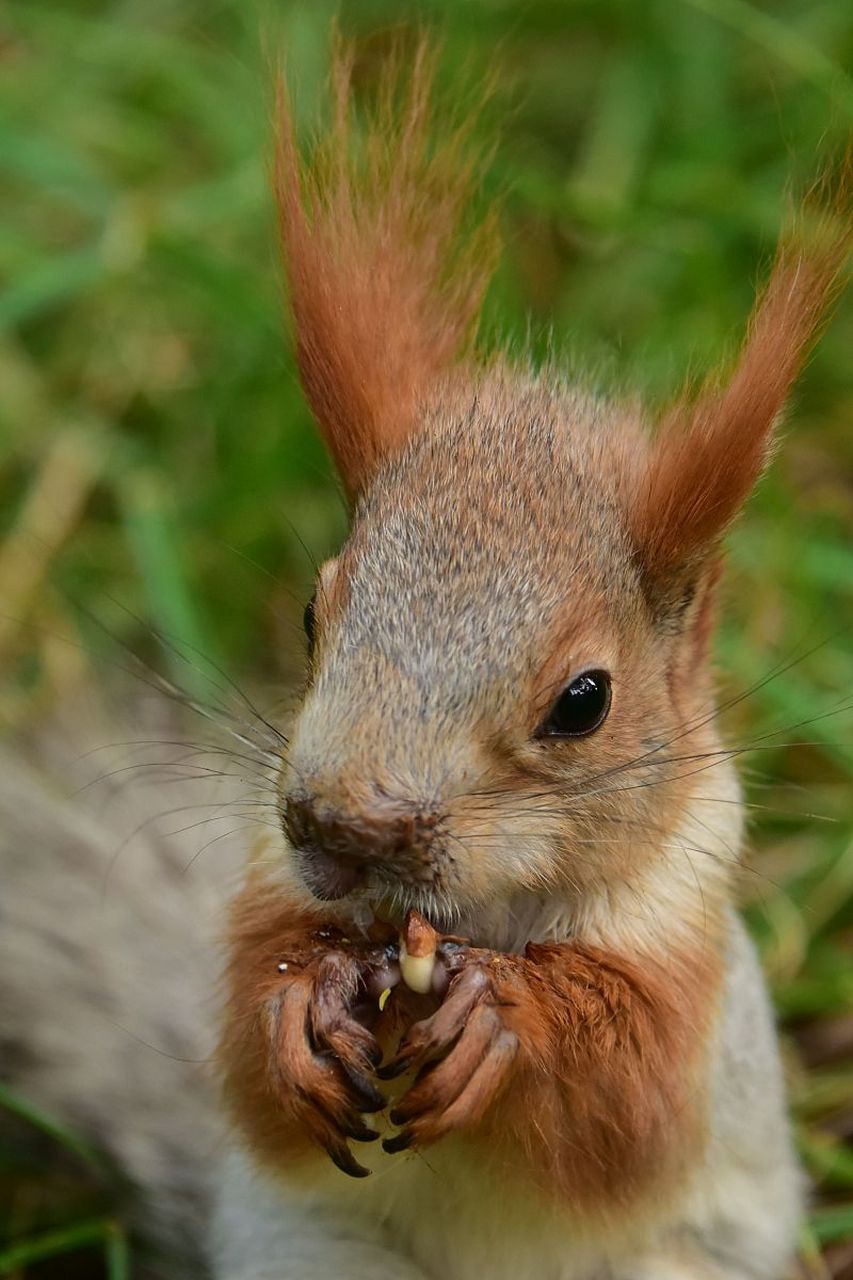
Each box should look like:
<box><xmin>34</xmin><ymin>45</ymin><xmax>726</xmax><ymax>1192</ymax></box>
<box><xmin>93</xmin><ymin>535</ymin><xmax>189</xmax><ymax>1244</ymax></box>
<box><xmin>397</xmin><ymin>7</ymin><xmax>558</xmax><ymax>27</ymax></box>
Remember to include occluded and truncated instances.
<box><xmin>282</xmin><ymin>792</ymin><xmax>437</xmax><ymax>901</ymax></box>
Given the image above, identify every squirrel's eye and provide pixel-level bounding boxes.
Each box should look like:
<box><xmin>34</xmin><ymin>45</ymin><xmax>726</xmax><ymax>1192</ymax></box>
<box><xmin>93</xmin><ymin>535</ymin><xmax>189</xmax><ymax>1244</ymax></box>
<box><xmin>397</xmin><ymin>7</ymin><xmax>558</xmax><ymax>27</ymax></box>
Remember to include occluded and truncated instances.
<box><xmin>538</xmin><ymin>670</ymin><xmax>612</xmax><ymax>739</ymax></box>
<box><xmin>303</xmin><ymin>593</ymin><xmax>317</xmax><ymax>655</ymax></box>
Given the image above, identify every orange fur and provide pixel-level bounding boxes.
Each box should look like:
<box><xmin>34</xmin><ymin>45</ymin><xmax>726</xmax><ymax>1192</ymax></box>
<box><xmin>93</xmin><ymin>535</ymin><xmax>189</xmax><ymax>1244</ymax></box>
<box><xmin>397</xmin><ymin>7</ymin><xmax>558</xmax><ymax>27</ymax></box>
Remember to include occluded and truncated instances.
<box><xmin>219</xmin><ymin>876</ymin><xmax>381</xmax><ymax>1177</ymax></box>
<box><xmin>491</xmin><ymin>941</ymin><xmax>719</xmax><ymax>1208</ymax></box>
<box><xmin>274</xmin><ymin>40</ymin><xmax>499</xmax><ymax>498</ymax></box>
<box><xmin>631</xmin><ymin>154</ymin><xmax>852</xmax><ymax>593</ymax></box>
<box><xmin>220</xmin><ymin>874</ymin><xmax>419</xmax><ymax>1179</ymax></box>
<box><xmin>390</xmin><ymin>939</ymin><xmax>721</xmax><ymax>1212</ymax></box>
<box><xmin>221</xmin><ymin>874</ymin><xmax>720</xmax><ymax>1209</ymax></box>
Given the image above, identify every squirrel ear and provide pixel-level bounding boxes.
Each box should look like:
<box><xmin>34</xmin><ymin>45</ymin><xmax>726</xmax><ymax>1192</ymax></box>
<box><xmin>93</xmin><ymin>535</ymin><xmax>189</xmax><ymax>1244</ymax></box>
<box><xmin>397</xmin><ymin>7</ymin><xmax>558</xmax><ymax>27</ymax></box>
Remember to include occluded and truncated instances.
<box><xmin>629</xmin><ymin>163</ymin><xmax>851</xmax><ymax>616</ymax></box>
<box><xmin>274</xmin><ymin>39</ymin><xmax>498</xmax><ymax>501</ymax></box>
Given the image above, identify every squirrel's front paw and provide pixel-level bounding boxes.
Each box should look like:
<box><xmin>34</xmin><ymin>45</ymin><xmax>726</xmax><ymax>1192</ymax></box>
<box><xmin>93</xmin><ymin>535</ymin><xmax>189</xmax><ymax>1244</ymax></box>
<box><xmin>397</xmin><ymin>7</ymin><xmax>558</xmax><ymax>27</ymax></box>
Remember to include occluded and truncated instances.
<box><xmin>379</xmin><ymin>955</ymin><xmax>519</xmax><ymax>1152</ymax></box>
<box><xmin>264</xmin><ymin>948</ymin><xmax>388</xmax><ymax>1177</ymax></box>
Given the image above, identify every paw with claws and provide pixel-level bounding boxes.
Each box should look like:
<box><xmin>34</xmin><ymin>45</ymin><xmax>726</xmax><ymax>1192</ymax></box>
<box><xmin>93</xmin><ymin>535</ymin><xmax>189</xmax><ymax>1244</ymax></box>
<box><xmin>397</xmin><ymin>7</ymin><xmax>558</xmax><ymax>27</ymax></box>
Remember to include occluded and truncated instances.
<box><xmin>381</xmin><ymin>951</ymin><xmax>520</xmax><ymax>1154</ymax></box>
<box><xmin>227</xmin><ymin>900</ymin><xmax>526</xmax><ymax>1177</ymax></box>
<box><xmin>264</xmin><ymin>941</ymin><xmax>396</xmax><ymax>1177</ymax></box>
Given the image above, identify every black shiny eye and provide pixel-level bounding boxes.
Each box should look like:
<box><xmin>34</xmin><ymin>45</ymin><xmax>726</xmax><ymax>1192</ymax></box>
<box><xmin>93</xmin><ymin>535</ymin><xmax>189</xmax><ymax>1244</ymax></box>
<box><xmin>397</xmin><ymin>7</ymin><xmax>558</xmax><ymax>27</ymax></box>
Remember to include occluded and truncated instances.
<box><xmin>538</xmin><ymin>669</ymin><xmax>612</xmax><ymax>739</ymax></box>
<box><xmin>303</xmin><ymin>593</ymin><xmax>317</xmax><ymax>655</ymax></box>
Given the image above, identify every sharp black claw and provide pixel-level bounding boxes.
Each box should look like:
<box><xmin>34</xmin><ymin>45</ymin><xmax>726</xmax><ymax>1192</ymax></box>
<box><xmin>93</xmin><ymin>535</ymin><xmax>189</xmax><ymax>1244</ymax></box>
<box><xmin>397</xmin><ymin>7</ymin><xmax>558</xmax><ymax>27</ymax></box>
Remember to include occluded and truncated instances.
<box><xmin>345</xmin><ymin>1122</ymin><xmax>381</xmax><ymax>1143</ymax></box>
<box><xmin>328</xmin><ymin>1145</ymin><xmax>371</xmax><ymax>1178</ymax></box>
<box><xmin>341</xmin><ymin>1064</ymin><xmax>387</xmax><ymax>1112</ymax></box>
<box><xmin>376</xmin><ymin>1057</ymin><xmax>410</xmax><ymax>1080</ymax></box>
<box><xmin>382</xmin><ymin>1131</ymin><xmax>413</xmax><ymax>1154</ymax></box>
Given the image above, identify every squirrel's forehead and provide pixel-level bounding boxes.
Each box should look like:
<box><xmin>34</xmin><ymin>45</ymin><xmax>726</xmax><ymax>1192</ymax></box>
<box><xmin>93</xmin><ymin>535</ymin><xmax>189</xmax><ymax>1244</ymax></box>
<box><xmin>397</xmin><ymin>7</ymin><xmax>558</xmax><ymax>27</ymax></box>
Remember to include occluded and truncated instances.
<box><xmin>352</xmin><ymin>416</ymin><xmax>631</xmax><ymax>587</ymax></box>
<box><xmin>329</xmin><ymin>418</ymin><xmax>638</xmax><ymax>668</ymax></box>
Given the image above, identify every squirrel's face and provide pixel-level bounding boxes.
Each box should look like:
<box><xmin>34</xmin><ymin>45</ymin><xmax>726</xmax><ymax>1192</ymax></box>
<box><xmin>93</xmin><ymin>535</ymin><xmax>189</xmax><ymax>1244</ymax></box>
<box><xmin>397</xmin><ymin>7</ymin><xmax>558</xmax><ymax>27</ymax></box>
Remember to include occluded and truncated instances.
<box><xmin>279</xmin><ymin>383</ymin><xmax>718</xmax><ymax>928</ymax></box>
<box><xmin>272</xmin><ymin>39</ymin><xmax>846</xmax><ymax>932</ymax></box>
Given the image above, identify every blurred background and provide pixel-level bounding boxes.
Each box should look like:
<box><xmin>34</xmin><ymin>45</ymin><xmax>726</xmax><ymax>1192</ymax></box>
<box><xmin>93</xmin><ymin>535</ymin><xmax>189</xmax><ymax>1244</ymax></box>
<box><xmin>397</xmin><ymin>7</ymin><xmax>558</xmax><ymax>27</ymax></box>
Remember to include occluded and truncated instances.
<box><xmin>1</xmin><ymin>0</ymin><xmax>852</xmax><ymax>1275</ymax></box>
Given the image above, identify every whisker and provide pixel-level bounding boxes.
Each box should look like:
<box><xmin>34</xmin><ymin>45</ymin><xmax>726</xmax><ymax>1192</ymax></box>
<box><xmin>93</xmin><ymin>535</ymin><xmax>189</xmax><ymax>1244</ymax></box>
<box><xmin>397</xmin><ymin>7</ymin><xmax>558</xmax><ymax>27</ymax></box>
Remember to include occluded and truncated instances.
<box><xmin>99</xmin><ymin>793</ymin><xmax>270</xmax><ymax>901</ymax></box>
<box><xmin>73</xmin><ymin>759</ymin><xmax>276</xmax><ymax>797</ymax></box>
<box><xmin>95</xmin><ymin>589</ymin><xmax>289</xmax><ymax>745</ymax></box>
<box><xmin>181</xmin><ymin>823</ymin><xmax>282</xmax><ymax>875</ymax></box>
<box><xmin>74</xmin><ymin>737</ymin><xmax>278</xmax><ymax>771</ymax></box>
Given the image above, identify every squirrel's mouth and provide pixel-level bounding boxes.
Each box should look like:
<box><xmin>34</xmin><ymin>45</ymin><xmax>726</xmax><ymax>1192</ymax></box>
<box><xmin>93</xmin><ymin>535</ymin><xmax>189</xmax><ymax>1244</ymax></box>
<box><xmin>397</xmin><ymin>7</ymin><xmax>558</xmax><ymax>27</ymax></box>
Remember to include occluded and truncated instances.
<box><xmin>338</xmin><ymin>890</ymin><xmax>462</xmax><ymax>942</ymax></box>
<box><xmin>291</xmin><ymin>834</ymin><xmax>460</xmax><ymax>932</ymax></box>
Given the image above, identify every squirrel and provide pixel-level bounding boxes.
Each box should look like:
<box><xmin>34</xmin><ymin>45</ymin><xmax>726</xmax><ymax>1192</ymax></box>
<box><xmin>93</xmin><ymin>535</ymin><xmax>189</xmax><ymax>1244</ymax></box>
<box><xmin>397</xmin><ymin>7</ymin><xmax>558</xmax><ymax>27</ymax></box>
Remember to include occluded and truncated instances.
<box><xmin>216</xmin><ymin>40</ymin><xmax>852</xmax><ymax>1280</ymax></box>
<box><xmin>0</xmin><ymin>35</ymin><xmax>850</xmax><ymax>1280</ymax></box>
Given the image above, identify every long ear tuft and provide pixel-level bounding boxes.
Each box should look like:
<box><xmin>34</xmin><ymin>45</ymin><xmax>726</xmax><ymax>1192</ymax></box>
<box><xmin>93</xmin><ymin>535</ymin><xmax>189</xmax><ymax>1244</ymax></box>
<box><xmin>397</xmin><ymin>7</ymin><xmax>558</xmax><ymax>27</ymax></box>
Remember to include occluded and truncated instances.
<box><xmin>630</xmin><ymin>151</ymin><xmax>851</xmax><ymax>604</ymax></box>
<box><xmin>274</xmin><ymin>38</ymin><xmax>499</xmax><ymax>499</ymax></box>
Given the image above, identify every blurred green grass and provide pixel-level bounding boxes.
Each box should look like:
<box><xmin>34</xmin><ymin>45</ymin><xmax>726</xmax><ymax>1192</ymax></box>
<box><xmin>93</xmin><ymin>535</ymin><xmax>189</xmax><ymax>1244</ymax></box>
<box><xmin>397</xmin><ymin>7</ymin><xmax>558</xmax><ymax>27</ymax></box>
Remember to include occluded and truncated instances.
<box><xmin>1</xmin><ymin>0</ymin><xmax>852</xmax><ymax>1274</ymax></box>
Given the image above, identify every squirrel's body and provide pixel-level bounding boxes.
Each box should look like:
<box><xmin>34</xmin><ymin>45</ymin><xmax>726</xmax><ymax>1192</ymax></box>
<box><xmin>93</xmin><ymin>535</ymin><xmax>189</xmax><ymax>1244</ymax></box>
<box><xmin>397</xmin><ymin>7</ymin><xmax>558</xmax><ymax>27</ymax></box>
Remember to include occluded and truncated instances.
<box><xmin>2</xmin><ymin>38</ymin><xmax>849</xmax><ymax>1280</ymax></box>
<box><xmin>0</xmin><ymin>727</ymin><xmax>799</xmax><ymax>1274</ymax></box>
<box><xmin>217</xmin><ymin>365</ymin><xmax>805</xmax><ymax>1276</ymax></box>
<box><xmin>0</xmin><ymin>731</ymin><xmax>799</xmax><ymax>1279</ymax></box>
<box><xmin>215</xmin><ymin>912</ymin><xmax>797</xmax><ymax>1280</ymax></box>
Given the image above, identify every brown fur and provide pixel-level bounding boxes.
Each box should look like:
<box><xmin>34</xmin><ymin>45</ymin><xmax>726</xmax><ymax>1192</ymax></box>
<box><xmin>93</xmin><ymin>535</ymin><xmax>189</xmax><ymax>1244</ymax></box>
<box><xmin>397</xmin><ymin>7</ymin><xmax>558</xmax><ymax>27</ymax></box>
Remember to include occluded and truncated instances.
<box><xmin>392</xmin><ymin>939</ymin><xmax>721</xmax><ymax>1211</ymax></box>
<box><xmin>274</xmin><ymin>39</ymin><xmax>498</xmax><ymax>498</ymax></box>
<box><xmin>490</xmin><ymin>940</ymin><xmax>719</xmax><ymax>1209</ymax></box>
<box><xmin>219</xmin><ymin>876</ymin><xmax>373</xmax><ymax>1177</ymax></box>
<box><xmin>220</xmin><ymin>867</ymin><xmax>720</xmax><ymax>1210</ymax></box>
<box><xmin>630</xmin><ymin>155</ymin><xmax>852</xmax><ymax>595</ymax></box>
<box><xmin>220</xmin><ymin>873</ymin><xmax>418</xmax><ymax>1179</ymax></box>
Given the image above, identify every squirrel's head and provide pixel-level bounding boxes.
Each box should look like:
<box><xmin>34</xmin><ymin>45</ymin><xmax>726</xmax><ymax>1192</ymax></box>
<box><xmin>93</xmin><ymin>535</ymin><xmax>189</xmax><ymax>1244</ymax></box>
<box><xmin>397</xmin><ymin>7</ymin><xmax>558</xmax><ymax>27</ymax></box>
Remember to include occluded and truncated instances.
<box><xmin>273</xmin><ymin>43</ymin><xmax>850</xmax><ymax>933</ymax></box>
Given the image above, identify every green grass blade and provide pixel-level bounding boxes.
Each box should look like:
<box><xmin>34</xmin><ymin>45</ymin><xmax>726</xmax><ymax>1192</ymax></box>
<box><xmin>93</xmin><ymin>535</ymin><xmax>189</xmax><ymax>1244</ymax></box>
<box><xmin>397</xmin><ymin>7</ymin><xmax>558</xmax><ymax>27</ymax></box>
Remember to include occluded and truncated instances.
<box><xmin>0</xmin><ymin>1218</ymin><xmax>114</xmax><ymax>1273</ymax></box>
<box><xmin>104</xmin><ymin>1222</ymin><xmax>131</xmax><ymax>1280</ymax></box>
<box><xmin>0</xmin><ymin>1083</ymin><xmax>105</xmax><ymax>1174</ymax></box>
<box><xmin>116</xmin><ymin>468</ymin><xmax>228</xmax><ymax>701</ymax></box>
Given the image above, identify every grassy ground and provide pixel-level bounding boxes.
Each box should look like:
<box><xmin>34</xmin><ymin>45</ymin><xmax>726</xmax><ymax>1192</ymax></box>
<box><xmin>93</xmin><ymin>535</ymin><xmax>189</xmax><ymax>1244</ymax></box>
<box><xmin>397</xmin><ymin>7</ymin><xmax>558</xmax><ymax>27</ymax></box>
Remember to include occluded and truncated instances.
<box><xmin>1</xmin><ymin>0</ymin><xmax>852</xmax><ymax>1274</ymax></box>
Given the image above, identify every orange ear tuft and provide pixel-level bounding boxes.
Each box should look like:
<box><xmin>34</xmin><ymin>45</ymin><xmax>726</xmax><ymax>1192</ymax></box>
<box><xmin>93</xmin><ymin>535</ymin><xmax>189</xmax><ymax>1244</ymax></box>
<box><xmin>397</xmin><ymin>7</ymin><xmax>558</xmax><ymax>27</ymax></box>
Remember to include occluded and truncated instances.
<box><xmin>274</xmin><ymin>39</ymin><xmax>499</xmax><ymax>499</ymax></box>
<box><xmin>630</xmin><ymin>152</ymin><xmax>851</xmax><ymax>605</ymax></box>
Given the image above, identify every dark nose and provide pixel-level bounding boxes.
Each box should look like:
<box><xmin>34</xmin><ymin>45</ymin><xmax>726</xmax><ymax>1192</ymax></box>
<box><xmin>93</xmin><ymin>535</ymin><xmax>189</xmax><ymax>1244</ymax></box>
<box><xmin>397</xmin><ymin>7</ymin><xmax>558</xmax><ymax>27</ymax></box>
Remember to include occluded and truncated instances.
<box><xmin>282</xmin><ymin>793</ymin><xmax>437</xmax><ymax>901</ymax></box>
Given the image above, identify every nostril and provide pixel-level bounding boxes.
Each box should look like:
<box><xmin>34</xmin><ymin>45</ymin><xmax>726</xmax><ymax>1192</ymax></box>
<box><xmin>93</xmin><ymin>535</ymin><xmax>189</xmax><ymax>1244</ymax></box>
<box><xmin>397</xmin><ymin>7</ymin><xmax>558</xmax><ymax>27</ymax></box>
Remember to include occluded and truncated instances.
<box><xmin>282</xmin><ymin>795</ymin><xmax>367</xmax><ymax>901</ymax></box>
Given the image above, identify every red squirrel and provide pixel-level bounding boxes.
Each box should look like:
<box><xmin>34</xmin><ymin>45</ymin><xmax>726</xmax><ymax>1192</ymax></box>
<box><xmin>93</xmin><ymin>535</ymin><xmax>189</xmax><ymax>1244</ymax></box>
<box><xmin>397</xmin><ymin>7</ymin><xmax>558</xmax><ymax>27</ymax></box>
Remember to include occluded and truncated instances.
<box><xmin>212</xmin><ymin>39</ymin><xmax>851</xmax><ymax>1280</ymax></box>
<box><xmin>0</xmin><ymin>35</ymin><xmax>848</xmax><ymax>1280</ymax></box>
